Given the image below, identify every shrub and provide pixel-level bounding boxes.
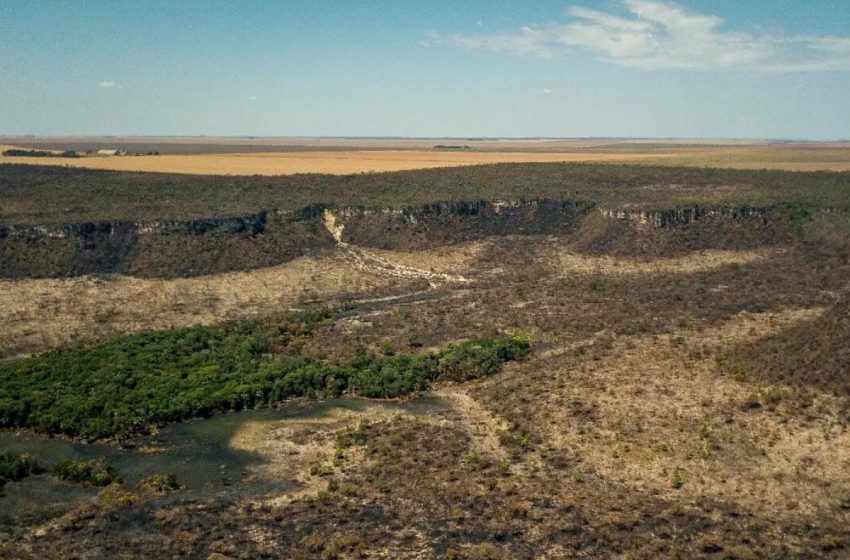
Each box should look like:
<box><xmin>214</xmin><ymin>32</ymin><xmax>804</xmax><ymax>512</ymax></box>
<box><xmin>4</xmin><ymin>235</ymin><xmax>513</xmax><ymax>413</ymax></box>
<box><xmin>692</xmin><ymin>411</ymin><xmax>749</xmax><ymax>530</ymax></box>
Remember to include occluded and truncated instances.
<box><xmin>0</xmin><ymin>451</ymin><xmax>44</xmax><ymax>487</ymax></box>
<box><xmin>54</xmin><ymin>458</ymin><xmax>121</xmax><ymax>487</ymax></box>
<box><xmin>138</xmin><ymin>473</ymin><xmax>179</xmax><ymax>493</ymax></box>
<box><xmin>672</xmin><ymin>468</ymin><xmax>684</xmax><ymax>489</ymax></box>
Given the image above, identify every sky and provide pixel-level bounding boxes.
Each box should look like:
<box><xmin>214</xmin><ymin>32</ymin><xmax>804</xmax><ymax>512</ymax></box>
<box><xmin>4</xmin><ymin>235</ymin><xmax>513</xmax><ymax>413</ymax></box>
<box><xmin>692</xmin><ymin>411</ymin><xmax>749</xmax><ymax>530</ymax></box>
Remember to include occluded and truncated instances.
<box><xmin>1</xmin><ymin>0</ymin><xmax>849</xmax><ymax>139</ymax></box>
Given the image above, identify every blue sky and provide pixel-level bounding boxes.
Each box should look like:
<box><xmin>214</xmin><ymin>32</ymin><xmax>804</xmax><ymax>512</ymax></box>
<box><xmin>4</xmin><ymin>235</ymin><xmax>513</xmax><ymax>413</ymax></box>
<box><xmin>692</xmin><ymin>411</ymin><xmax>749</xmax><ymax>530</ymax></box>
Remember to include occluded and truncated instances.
<box><xmin>1</xmin><ymin>0</ymin><xmax>849</xmax><ymax>139</ymax></box>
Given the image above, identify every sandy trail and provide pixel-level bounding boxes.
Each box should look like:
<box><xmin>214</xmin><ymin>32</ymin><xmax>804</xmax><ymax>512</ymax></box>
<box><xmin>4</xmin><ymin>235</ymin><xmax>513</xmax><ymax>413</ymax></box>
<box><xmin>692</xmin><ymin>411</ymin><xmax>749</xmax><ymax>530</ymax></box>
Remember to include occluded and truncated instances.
<box><xmin>433</xmin><ymin>387</ymin><xmax>510</xmax><ymax>462</ymax></box>
<box><xmin>322</xmin><ymin>210</ymin><xmax>470</xmax><ymax>287</ymax></box>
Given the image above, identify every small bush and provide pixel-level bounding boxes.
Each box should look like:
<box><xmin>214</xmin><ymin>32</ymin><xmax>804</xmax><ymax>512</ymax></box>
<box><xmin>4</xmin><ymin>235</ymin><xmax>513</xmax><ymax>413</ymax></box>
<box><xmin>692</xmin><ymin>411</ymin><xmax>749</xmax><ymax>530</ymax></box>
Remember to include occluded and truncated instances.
<box><xmin>0</xmin><ymin>451</ymin><xmax>44</xmax><ymax>487</ymax></box>
<box><xmin>99</xmin><ymin>483</ymin><xmax>141</xmax><ymax>507</ymax></box>
<box><xmin>672</xmin><ymin>468</ymin><xmax>684</xmax><ymax>489</ymax></box>
<box><xmin>138</xmin><ymin>473</ymin><xmax>179</xmax><ymax>493</ymax></box>
<box><xmin>336</xmin><ymin>419</ymin><xmax>370</xmax><ymax>448</ymax></box>
<box><xmin>54</xmin><ymin>458</ymin><xmax>121</xmax><ymax>487</ymax></box>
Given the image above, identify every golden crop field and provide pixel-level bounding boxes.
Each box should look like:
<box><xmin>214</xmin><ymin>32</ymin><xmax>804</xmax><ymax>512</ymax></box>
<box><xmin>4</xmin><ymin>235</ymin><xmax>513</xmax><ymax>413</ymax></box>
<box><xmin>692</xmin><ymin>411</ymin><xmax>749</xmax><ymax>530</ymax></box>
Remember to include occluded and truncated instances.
<box><xmin>0</xmin><ymin>148</ymin><xmax>672</xmax><ymax>175</ymax></box>
<box><xmin>3</xmin><ymin>142</ymin><xmax>850</xmax><ymax>175</ymax></box>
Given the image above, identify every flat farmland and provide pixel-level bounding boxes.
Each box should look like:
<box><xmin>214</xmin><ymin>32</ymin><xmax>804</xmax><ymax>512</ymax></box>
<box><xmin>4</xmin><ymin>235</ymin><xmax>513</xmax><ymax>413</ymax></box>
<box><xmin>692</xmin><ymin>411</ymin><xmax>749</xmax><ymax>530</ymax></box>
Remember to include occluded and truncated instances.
<box><xmin>0</xmin><ymin>148</ymin><xmax>669</xmax><ymax>175</ymax></box>
<box><xmin>4</xmin><ymin>139</ymin><xmax>850</xmax><ymax>175</ymax></box>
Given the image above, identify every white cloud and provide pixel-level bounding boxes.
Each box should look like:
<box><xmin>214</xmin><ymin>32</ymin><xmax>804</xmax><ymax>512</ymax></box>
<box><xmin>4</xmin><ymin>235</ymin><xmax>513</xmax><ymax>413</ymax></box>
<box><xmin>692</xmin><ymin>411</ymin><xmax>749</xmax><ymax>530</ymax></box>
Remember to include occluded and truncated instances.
<box><xmin>247</xmin><ymin>95</ymin><xmax>259</xmax><ymax>101</ymax></box>
<box><xmin>534</xmin><ymin>88</ymin><xmax>553</xmax><ymax>94</ymax></box>
<box><xmin>431</xmin><ymin>26</ymin><xmax>556</xmax><ymax>58</ymax></box>
<box><xmin>436</xmin><ymin>0</ymin><xmax>850</xmax><ymax>72</ymax></box>
<box><xmin>98</xmin><ymin>81</ymin><xmax>122</xmax><ymax>88</ymax></box>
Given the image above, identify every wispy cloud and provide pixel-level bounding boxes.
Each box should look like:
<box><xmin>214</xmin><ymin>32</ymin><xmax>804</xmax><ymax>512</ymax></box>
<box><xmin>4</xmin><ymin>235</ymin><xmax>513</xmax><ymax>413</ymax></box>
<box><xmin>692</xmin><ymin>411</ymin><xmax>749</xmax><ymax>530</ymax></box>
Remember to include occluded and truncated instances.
<box><xmin>247</xmin><ymin>95</ymin><xmax>259</xmax><ymax>101</ymax></box>
<box><xmin>534</xmin><ymin>88</ymin><xmax>553</xmax><ymax>94</ymax></box>
<box><xmin>434</xmin><ymin>0</ymin><xmax>850</xmax><ymax>72</ymax></box>
<box><xmin>98</xmin><ymin>81</ymin><xmax>122</xmax><ymax>88</ymax></box>
<box><xmin>424</xmin><ymin>26</ymin><xmax>555</xmax><ymax>58</ymax></box>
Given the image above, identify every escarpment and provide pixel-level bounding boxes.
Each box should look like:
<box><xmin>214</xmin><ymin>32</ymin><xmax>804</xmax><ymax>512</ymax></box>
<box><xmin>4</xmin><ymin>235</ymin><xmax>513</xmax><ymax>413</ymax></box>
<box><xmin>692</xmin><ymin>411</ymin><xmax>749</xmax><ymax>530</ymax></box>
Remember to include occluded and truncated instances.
<box><xmin>335</xmin><ymin>199</ymin><xmax>589</xmax><ymax>250</ymax></box>
<box><xmin>0</xmin><ymin>209</ymin><xmax>334</xmax><ymax>278</ymax></box>
<box><xmin>0</xmin><ymin>200</ymin><xmax>828</xmax><ymax>278</ymax></box>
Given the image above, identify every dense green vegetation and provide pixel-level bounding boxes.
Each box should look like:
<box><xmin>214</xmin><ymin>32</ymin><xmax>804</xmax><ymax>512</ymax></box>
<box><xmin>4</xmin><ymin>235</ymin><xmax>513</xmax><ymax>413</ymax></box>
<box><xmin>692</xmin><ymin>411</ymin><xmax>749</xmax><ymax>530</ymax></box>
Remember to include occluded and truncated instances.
<box><xmin>0</xmin><ymin>311</ymin><xmax>529</xmax><ymax>439</ymax></box>
<box><xmin>2</xmin><ymin>162</ymin><xmax>850</xmax><ymax>225</ymax></box>
<box><xmin>53</xmin><ymin>458</ymin><xmax>121</xmax><ymax>487</ymax></box>
<box><xmin>0</xmin><ymin>451</ymin><xmax>43</xmax><ymax>488</ymax></box>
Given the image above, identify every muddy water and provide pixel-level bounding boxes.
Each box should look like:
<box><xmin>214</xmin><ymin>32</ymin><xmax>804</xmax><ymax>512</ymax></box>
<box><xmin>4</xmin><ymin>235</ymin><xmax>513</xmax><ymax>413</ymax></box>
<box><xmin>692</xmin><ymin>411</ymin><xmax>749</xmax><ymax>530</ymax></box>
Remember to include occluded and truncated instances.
<box><xmin>0</xmin><ymin>396</ymin><xmax>451</xmax><ymax>526</ymax></box>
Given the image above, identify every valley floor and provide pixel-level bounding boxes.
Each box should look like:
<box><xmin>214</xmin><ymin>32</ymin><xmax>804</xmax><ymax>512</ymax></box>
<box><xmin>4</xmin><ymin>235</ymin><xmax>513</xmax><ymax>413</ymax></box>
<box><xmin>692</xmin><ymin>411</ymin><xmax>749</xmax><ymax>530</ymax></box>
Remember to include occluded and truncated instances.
<box><xmin>3</xmin><ymin>233</ymin><xmax>850</xmax><ymax>559</ymax></box>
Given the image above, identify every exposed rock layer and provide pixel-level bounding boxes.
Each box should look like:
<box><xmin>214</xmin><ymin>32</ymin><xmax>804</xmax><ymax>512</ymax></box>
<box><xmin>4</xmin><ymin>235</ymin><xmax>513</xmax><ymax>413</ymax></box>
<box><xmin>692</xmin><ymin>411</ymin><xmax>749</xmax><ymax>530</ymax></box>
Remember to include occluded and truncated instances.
<box><xmin>0</xmin><ymin>201</ymin><xmax>803</xmax><ymax>278</ymax></box>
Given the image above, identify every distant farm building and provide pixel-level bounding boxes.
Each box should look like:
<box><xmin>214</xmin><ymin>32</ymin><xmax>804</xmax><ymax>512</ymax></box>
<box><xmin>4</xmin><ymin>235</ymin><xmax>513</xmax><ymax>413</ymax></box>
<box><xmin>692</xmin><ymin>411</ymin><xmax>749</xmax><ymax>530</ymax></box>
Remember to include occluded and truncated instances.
<box><xmin>96</xmin><ymin>149</ymin><xmax>127</xmax><ymax>156</ymax></box>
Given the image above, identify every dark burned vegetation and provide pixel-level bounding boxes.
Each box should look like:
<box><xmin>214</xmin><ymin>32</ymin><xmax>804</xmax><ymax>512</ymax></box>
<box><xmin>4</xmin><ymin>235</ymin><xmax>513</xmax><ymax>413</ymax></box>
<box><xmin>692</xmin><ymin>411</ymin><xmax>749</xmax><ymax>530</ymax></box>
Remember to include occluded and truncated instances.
<box><xmin>3</xmin><ymin>162</ymin><xmax>850</xmax><ymax>279</ymax></box>
<box><xmin>719</xmin><ymin>299</ymin><xmax>850</xmax><ymax>396</ymax></box>
<box><xmin>11</xmin><ymin>416</ymin><xmax>848</xmax><ymax>559</ymax></box>
<box><xmin>0</xmin><ymin>309</ymin><xmax>529</xmax><ymax>439</ymax></box>
<box><xmin>2</xmin><ymin>161</ymin><xmax>850</xmax><ymax>224</ymax></box>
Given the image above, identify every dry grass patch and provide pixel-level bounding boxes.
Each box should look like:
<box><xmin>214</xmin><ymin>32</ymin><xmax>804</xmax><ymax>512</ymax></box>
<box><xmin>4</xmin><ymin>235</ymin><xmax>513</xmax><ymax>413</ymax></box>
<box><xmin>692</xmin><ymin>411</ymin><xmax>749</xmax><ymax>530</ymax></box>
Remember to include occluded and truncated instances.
<box><xmin>521</xmin><ymin>307</ymin><xmax>850</xmax><ymax>518</ymax></box>
<box><xmin>0</xmin><ymin>240</ymin><xmax>495</xmax><ymax>358</ymax></box>
<box><xmin>545</xmin><ymin>244</ymin><xmax>783</xmax><ymax>276</ymax></box>
<box><xmin>0</xmin><ymin>254</ymin><xmax>395</xmax><ymax>358</ymax></box>
<box><xmin>0</xmin><ymin>149</ymin><xmax>670</xmax><ymax>176</ymax></box>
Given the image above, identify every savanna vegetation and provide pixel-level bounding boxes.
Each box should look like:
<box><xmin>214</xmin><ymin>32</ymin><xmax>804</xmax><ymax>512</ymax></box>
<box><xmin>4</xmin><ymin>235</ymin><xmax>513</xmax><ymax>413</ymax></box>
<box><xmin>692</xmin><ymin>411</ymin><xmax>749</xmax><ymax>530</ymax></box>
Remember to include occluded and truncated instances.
<box><xmin>2</xmin><ymin>162</ymin><xmax>850</xmax><ymax>225</ymax></box>
<box><xmin>2</xmin><ymin>160</ymin><xmax>850</xmax><ymax>558</ymax></box>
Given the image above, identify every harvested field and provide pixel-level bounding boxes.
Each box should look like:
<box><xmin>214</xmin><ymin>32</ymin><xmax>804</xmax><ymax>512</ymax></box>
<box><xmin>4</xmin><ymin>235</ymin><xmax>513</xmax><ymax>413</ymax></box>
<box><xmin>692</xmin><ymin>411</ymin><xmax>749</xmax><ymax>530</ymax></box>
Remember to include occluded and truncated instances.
<box><xmin>5</xmin><ymin>139</ymin><xmax>850</xmax><ymax>174</ymax></box>
<box><xmin>0</xmin><ymin>149</ymin><xmax>672</xmax><ymax>175</ymax></box>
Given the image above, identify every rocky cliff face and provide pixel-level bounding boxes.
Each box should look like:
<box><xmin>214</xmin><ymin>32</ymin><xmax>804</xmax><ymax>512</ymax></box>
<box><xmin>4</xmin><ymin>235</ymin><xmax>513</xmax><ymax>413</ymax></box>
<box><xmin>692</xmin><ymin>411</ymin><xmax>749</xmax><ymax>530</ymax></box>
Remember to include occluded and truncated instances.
<box><xmin>336</xmin><ymin>199</ymin><xmax>589</xmax><ymax>250</ymax></box>
<box><xmin>0</xmin><ymin>210</ymin><xmax>333</xmax><ymax>278</ymax></box>
<box><xmin>598</xmin><ymin>206</ymin><xmax>769</xmax><ymax>228</ymax></box>
<box><xmin>0</xmin><ymin>200</ymin><xmax>801</xmax><ymax>278</ymax></box>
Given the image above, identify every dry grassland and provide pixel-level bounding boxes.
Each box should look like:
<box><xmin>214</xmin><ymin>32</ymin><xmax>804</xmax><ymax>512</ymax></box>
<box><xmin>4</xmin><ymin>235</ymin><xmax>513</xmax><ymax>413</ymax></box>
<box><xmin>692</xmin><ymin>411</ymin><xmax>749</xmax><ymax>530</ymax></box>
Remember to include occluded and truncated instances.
<box><xmin>0</xmin><ymin>244</ymin><xmax>486</xmax><ymax>359</ymax></box>
<box><xmin>0</xmin><ymin>255</ymin><xmax>390</xmax><ymax>358</ymax></box>
<box><xmin>0</xmin><ymin>241</ymin><xmax>773</xmax><ymax>360</ymax></box>
<box><xmin>0</xmin><ymin>149</ymin><xmax>669</xmax><ymax>175</ymax></box>
<box><xmin>5</xmin><ymin>142</ymin><xmax>850</xmax><ymax>174</ymax></box>
<box><xmin>516</xmin><ymin>307</ymin><xmax>848</xmax><ymax>518</ymax></box>
<box><xmin>545</xmin><ymin>245</ymin><xmax>783</xmax><ymax>276</ymax></box>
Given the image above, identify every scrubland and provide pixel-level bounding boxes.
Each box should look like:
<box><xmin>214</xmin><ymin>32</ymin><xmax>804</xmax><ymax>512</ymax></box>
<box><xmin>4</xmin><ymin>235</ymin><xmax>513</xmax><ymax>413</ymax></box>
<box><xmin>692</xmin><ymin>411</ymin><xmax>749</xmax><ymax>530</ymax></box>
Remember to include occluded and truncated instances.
<box><xmin>2</xmin><ymin>161</ymin><xmax>850</xmax><ymax>558</ymax></box>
